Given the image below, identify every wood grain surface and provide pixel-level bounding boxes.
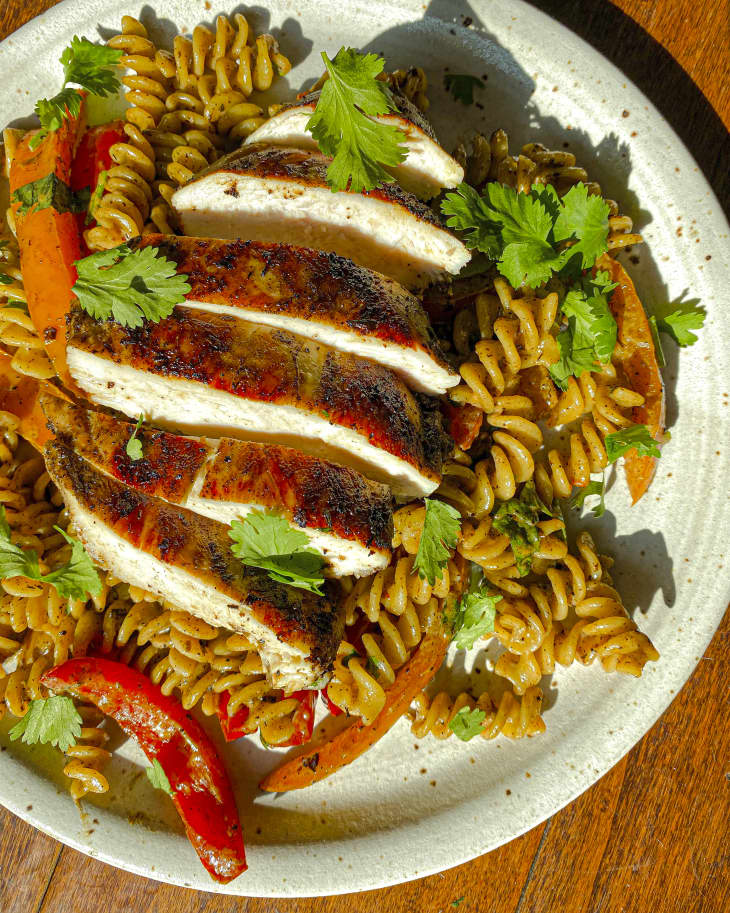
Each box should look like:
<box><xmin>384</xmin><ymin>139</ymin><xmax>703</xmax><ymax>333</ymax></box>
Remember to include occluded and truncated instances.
<box><xmin>1</xmin><ymin>1</ymin><xmax>729</xmax><ymax>911</ymax></box>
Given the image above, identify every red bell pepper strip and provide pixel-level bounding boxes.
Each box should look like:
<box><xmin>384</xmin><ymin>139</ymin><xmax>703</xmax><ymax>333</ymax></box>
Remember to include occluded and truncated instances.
<box><xmin>217</xmin><ymin>688</ymin><xmax>316</xmax><ymax>747</ymax></box>
<box><xmin>217</xmin><ymin>690</ymin><xmax>253</xmax><ymax>742</ymax></box>
<box><xmin>320</xmin><ymin>684</ymin><xmax>343</xmax><ymax>717</ymax></box>
<box><xmin>440</xmin><ymin>400</ymin><xmax>483</xmax><ymax>451</ymax></box>
<box><xmin>71</xmin><ymin>121</ymin><xmax>125</xmax><ymax>246</ymax></box>
<box><xmin>9</xmin><ymin>101</ymin><xmax>86</xmax><ymax>392</ymax></box>
<box><xmin>42</xmin><ymin>657</ymin><xmax>247</xmax><ymax>883</ymax></box>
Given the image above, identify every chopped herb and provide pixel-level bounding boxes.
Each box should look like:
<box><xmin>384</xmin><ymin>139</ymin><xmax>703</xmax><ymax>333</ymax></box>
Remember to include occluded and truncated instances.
<box><xmin>125</xmin><ymin>414</ymin><xmax>144</xmax><ymax>461</ymax></box>
<box><xmin>0</xmin><ymin>273</ymin><xmax>13</xmax><ymax>286</ymax></box>
<box><xmin>72</xmin><ymin>243</ymin><xmax>191</xmax><ymax>329</ymax></box>
<box><xmin>657</xmin><ymin>308</ymin><xmax>705</xmax><ymax>347</ymax></box>
<box><xmin>452</xmin><ymin>897</ymin><xmax>466</xmax><ymax>908</ymax></box>
<box><xmin>451</xmin><ymin>568</ymin><xmax>499</xmax><ymax>648</ymax></box>
<box><xmin>9</xmin><ymin>696</ymin><xmax>82</xmax><ymax>752</ymax></box>
<box><xmin>306</xmin><ymin>47</ymin><xmax>408</xmax><ymax>193</ymax></box>
<box><xmin>605</xmin><ymin>425</ymin><xmax>661</xmax><ymax>463</ymax></box>
<box><xmin>145</xmin><ymin>758</ymin><xmax>173</xmax><ymax>796</ymax></box>
<box><xmin>0</xmin><ymin>506</ymin><xmax>101</xmax><ymax>600</ymax></box>
<box><xmin>30</xmin><ymin>37</ymin><xmax>122</xmax><ymax>149</ymax></box>
<box><xmin>444</xmin><ymin>73</ymin><xmax>485</xmax><ymax>105</ymax></box>
<box><xmin>229</xmin><ymin>510</ymin><xmax>326</xmax><ymax>595</ymax></box>
<box><xmin>413</xmin><ymin>498</ymin><xmax>461</xmax><ymax>586</ymax></box>
<box><xmin>569</xmin><ymin>477</ymin><xmax>606</xmax><ymax>518</ymax></box>
<box><xmin>449</xmin><ymin>706</ymin><xmax>486</xmax><ymax>741</ymax></box>
<box><xmin>11</xmin><ymin>173</ymin><xmax>89</xmax><ymax>217</ymax></box>
<box><xmin>492</xmin><ymin>480</ymin><xmax>558</xmax><ymax>576</ymax></box>
<box><xmin>86</xmin><ymin>169</ymin><xmax>109</xmax><ymax>225</ymax></box>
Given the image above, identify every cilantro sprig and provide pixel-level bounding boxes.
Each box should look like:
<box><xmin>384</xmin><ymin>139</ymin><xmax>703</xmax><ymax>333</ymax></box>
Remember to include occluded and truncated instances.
<box><xmin>549</xmin><ymin>271</ymin><xmax>618</xmax><ymax>389</ymax></box>
<box><xmin>656</xmin><ymin>309</ymin><xmax>706</xmax><ymax>347</ymax></box>
<box><xmin>413</xmin><ymin>499</ymin><xmax>461</xmax><ymax>586</ymax></box>
<box><xmin>444</xmin><ymin>73</ymin><xmax>485</xmax><ymax>105</ymax></box>
<box><xmin>306</xmin><ymin>47</ymin><xmax>408</xmax><ymax>193</ymax></box>
<box><xmin>441</xmin><ymin>181</ymin><xmax>610</xmax><ymax>288</ymax></box>
<box><xmin>9</xmin><ymin>696</ymin><xmax>82</xmax><ymax>752</ymax></box>
<box><xmin>0</xmin><ymin>507</ymin><xmax>101</xmax><ymax>600</ymax></box>
<box><xmin>229</xmin><ymin>510</ymin><xmax>326</xmax><ymax>595</ymax></box>
<box><xmin>31</xmin><ymin>37</ymin><xmax>122</xmax><ymax>149</ymax></box>
<box><xmin>449</xmin><ymin>705</ymin><xmax>486</xmax><ymax>741</ymax></box>
<box><xmin>72</xmin><ymin>244</ymin><xmax>191</xmax><ymax>328</ymax></box>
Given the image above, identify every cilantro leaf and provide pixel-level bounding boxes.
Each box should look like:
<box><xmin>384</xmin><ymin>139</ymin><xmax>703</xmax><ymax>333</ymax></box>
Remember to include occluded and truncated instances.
<box><xmin>444</xmin><ymin>73</ymin><xmax>485</xmax><ymax>105</ymax></box>
<box><xmin>307</xmin><ymin>48</ymin><xmax>407</xmax><ymax>193</ymax></box>
<box><xmin>441</xmin><ymin>184</ymin><xmax>502</xmax><ymax>259</ymax></box>
<box><xmin>449</xmin><ymin>705</ymin><xmax>486</xmax><ymax>741</ymax></box>
<box><xmin>72</xmin><ymin>244</ymin><xmax>191</xmax><ymax>328</ymax></box>
<box><xmin>553</xmin><ymin>183</ymin><xmax>610</xmax><ymax>271</ymax></box>
<box><xmin>452</xmin><ymin>586</ymin><xmax>499</xmax><ymax>649</ymax></box>
<box><xmin>604</xmin><ymin>425</ymin><xmax>661</xmax><ymax>463</ymax></box>
<box><xmin>493</xmin><ymin>480</ymin><xmax>556</xmax><ymax>576</ymax></box>
<box><xmin>0</xmin><ymin>274</ymin><xmax>12</xmax><ymax>285</ymax></box>
<box><xmin>549</xmin><ymin>272</ymin><xmax>618</xmax><ymax>389</ymax></box>
<box><xmin>570</xmin><ymin>478</ymin><xmax>606</xmax><ymax>518</ymax></box>
<box><xmin>60</xmin><ymin>37</ymin><xmax>122</xmax><ymax>97</ymax></box>
<box><xmin>9</xmin><ymin>696</ymin><xmax>82</xmax><ymax>752</ymax></box>
<box><xmin>647</xmin><ymin>315</ymin><xmax>667</xmax><ymax>368</ymax></box>
<box><xmin>0</xmin><ymin>506</ymin><xmax>42</xmax><ymax>580</ymax></box>
<box><xmin>86</xmin><ymin>169</ymin><xmax>109</xmax><ymax>225</ymax></box>
<box><xmin>44</xmin><ymin>527</ymin><xmax>103</xmax><ymax>600</ymax></box>
<box><xmin>413</xmin><ymin>499</ymin><xmax>461</xmax><ymax>586</ymax></box>
<box><xmin>657</xmin><ymin>309</ymin><xmax>705</xmax><ymax>347</ymax></box>
<box><xmin>229</xmin><ymin>510</ymin><xmax>326</xmax><ymax>595</ymax></box>
<box><xmin>126</xmin><ymin>414</ymin><xmax>144</xmax><ymax>461</ymax></box>
<box><xmin>145</xmin><ymin>758</ymin><xmax>173</xmax><ymax>796</ymax></box>
<box><xmin>11</xmin><ymin>173</ymin><xmax>89</xmax><ymax>217</ymax></box>
<box><xmin>0</xmin><ymin>507</ymin><xmax>100</xmax><ymax>600</ymax></box>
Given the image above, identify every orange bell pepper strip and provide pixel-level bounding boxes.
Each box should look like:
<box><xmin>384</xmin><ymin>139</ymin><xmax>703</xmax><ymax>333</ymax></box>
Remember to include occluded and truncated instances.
<box><xmin>0</xmin><ymin>352</ymin><xmax>69</xmax><ymax>450</ymax></box>
<box><xmin>8</xmin><ymin>101</ymin><xmax>87</xmax><ymax>391</ymax></box>
<box><xmin>597</xmin><ymin>254</ymin><xmax>666</xmax><ymax>504</ymax></box>
<box><xmin>259</xmin><ymin>614</ymin><xmax>452</xmax><ymax>793</ymax></box>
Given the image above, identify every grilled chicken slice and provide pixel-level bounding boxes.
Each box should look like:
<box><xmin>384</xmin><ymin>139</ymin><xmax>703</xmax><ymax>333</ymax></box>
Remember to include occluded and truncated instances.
<box><xmin>44</xmin><ymin>441</ymin><xmax>343</xmax><ymax>691</ymax></box>
<box><xmin>66</xmin><ymin>307</ymin><xmax>451</xmax><ymax>499</ymax></box>
<box><xmin>42</xmin><ymin>395</ymin><xmax>393</xmax><ymax>578</ymax></box>
<box><xmin>171</xmin><ymin>144</ymin><xmax>470</xmax><ymax>289</ymax></box>
<box><xmin>244</xmin><ymin>91</ymin><xmax>464</xmax><ymax>200</ymax></box>
<box><xmin>131</xmin><ymin>235</ymin><xmax>458</xmax><ymax>395</ymax></box>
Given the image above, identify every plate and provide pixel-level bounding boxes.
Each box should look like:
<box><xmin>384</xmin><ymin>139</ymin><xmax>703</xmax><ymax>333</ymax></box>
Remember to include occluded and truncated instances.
<box><xmin>1</xmin><ymin>0</ymin><xmax>728</xmax><ymax>897</ymax></box>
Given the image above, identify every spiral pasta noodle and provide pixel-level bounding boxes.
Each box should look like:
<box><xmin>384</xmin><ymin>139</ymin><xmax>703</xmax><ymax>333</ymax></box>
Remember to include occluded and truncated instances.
<box><xmin>409</xmin><ymin>685</ymin><xmax>546</xmax><ymax>741</ymax></box>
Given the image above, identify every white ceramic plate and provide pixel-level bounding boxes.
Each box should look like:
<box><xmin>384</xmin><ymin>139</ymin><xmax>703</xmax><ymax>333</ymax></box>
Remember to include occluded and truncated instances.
<box><xmin>1</xmin><ymin>0</ymin><xmax>728</xmax><ymax>897</ymax></box>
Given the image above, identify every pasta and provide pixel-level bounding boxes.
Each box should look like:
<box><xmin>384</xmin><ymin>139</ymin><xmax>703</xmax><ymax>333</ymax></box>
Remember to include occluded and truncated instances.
<box><xmin>409</xmin><ymin>685</ymin><xmax>546</xmax><ymax>740</ymax></box>
<box><xmin>87</xmin><ymin>14</ymin><xmax>292</xmax><ymax>251</ymax></box>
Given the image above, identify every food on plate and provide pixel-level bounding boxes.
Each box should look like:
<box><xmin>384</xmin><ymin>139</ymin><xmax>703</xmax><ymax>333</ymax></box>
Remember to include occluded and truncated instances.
<box><xmin>66</xmin><ymin>303</ymin><xmax>450</xmax><ymax>498</ymax></box>
<box><xmin>42</xmin><ymin>394</ymin><xmax>394</xmax><ymax>578</ymax></box>
<box><xmin>245</xmin><ymin>90</ymin><xmax>465</xmax><ymax>200</ymax></box>
<box><xmin>128</xmin><ymin>234</ymin><xmax>459</xmax><ymax>394</ymax></box>
<box><xmin>0</xmin><ymin>6</ymin><xmax>700</xmax><ymax>883</ymax></box>
<box><xmin>44</xmin><ymin>441</ymin><xmax>343</xmax><ymax>691</ymax></box>
<box><xmin>171</xmin><ymin>144</ymin><xmax>471</xmax><ymax>288</ymax></box>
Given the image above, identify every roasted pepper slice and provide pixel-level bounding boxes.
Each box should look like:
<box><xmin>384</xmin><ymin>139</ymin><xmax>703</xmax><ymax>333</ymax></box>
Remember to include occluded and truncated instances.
<box><xmin>42</xmin><ymin>657</ymin><xmax>247</xmax><ymax>883</ymax></box>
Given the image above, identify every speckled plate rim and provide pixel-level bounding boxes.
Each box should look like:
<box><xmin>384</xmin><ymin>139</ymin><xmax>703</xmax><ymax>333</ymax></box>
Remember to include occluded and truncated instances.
<box><xmin>0</xmin><ymin>0</ymin><xmax>729</xmax><ymax>897</ymax></box>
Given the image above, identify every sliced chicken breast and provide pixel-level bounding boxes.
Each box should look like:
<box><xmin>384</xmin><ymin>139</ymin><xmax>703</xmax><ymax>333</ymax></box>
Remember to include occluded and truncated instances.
<box><xmin>171</xmin><ymin>144</ymin><xmax>470</xmax><ymax>289</ymax></box>
<box><xmin>66</xmin><ymin>306</ymin><xmax>450</xmax><ymax>499</ymax></box>
<box><xmin>44</xmin><ymin>441</ymin><xmax>343</xmax><ymax>691</ymax></box>
<box><xmin>132</xmin><ymin>234</ymin><xmax>458</xmax><ymax>395</ymax></box>
<box><xmin>42</xmin><ymin>395</ymin><xmax>393</xmax><ymax>578</ymax></box>
<box><xmin>244</xmin><ymin>91</ymin><xmax>464</xmax><ymax>200</ymax></box>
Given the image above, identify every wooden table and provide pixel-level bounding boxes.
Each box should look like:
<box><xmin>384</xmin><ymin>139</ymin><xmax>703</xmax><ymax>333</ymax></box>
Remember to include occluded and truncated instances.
<box><xmin>1</xmin><ymin>1</ymin><xmax>728</xmax><ymax>910</ymax></box>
